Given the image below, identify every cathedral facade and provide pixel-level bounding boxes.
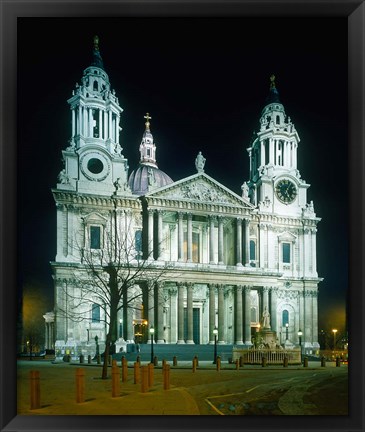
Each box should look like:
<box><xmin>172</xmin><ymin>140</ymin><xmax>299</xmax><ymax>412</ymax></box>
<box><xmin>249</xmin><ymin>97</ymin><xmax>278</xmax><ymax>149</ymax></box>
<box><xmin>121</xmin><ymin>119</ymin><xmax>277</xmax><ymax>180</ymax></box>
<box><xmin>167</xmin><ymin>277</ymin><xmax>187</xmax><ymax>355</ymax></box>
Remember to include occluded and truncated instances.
<box><xmin>50</xmin><ymin>37</ymin><xmax>322</xmax><ymax>356</ymax></box>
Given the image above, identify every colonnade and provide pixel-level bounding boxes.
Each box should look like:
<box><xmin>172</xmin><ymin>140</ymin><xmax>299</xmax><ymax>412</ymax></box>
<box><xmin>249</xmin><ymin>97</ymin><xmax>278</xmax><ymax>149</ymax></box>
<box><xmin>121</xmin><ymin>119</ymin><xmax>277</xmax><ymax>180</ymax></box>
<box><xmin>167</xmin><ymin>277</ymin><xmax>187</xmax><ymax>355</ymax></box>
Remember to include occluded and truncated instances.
<box><xmin>146</xmin><ymin>209</ymin><xmax>251</xmax><ymax>266</ymax></box>
<box><xmin>71</xmin><ymin>105</ymin><xmax>120</xmax><ymax>143</ymax></box>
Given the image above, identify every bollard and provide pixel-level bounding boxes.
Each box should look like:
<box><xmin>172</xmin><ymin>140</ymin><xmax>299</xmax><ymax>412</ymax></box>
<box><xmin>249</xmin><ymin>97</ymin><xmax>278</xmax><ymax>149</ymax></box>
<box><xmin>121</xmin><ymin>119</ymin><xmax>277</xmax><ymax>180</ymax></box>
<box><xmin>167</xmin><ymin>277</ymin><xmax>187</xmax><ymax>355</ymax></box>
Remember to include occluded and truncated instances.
<box><xmin>235</xmin><ymin>359</ymin><xmax>239</xmax><ymax>370</ymax></box>
<box><xmin>148</xmin><ymin>363</ymin><xmax>154</xmax><ymax>387</ymax></box>
<box><xmin>75</xmin><ymin>368</ymin><xmax>85</xmax><ymax>403</ymax></box>
<box><xmin>134</xmin><ymin>361</ymin><xmax>141</xmax><ymax>384</ymax></box>
<box><xmin>261</xmin><ymin>356</ymin><xmax>267</xmax><ymax>367</ymax></box>
<box><xmin>321</xmin><ymin>356</ymin><xmax>326</xmax><ymax>367</ymax></box>
<box><xmin>336</xmin><ymin>357</ymin><xmax>341</xmax><ymax>367</ymax></box>
<box><xmin>194</xmin><ymin>355</ymin><xmax>199</xmax><ymax>367</ymax></box>
<box><xmin>111</xmin><ymin>364</ymin><xmax>120</xmax><ymax>397</ymax></box>
<box><xmin>153</xmin><ymin>356</ymin><xmax>158</xmax><ymax>366</ymax></box>
<box><xmin>136</xmin><ymin>355</ymin><xmax>141</xmax><ymax>364</ymax></box>
<box><xmin>163</xmin><ymin>364</ymin><xmax>170</xmax><ymax>390</ymax></box>
<box><xmin>283</xmin><ymin>356</ymin><xmax>288</xmax><ymax>368</ymax></box>
<box><xmin>87</xmin><ymin>355</ymin><xmax>91</xmax><ymax>364</ymax></box>
<box><xmin>173</xmin><ymin>356</ymin><xmax>177</xmax><ymax>366</ymax></box>
<box><xmin>192</xmin><ymin>357</ymin><xmax>197</xmax><ymax>373</ymax></box>
<box><xmin>79</xmin><ymin>354</ymin><xmax>84</xmax><ymax>364</ymax></box>
<box><xmin>122</xmin><ymin>358</ymin><xmax>128</xmax><ymax>382</ymax></box>
<box><xmin>216</xmin><ymin>356</ymin><xmax>221</xmax><ymax>371</ymax></box>
<box><xmin>112</xmin><ymin>359</ymin><xmax>118</xmax><ymax>368</ymax></box>
<box><xmin>303</xmin><ymin>357</ymin><xmax>308</xmax><ymax>367</ymax></box>
<box><xmin>97</xmin><ymin>354</ymin><xmax>101</xmax><ymax>364</ymax></box>
<box><xmin>239</xmin><ymin>356</ymin><xmax>244</xmax><ymax>367</ymax></box>
<box><xmin>141</xmin><ymin>366</ymin><xmax>148</xmax><ymax>393</ymax></box>
<box><xmin>30</xmin><ymin>370</ymin><xmax>40</xmax><ymax>410</ymax></box>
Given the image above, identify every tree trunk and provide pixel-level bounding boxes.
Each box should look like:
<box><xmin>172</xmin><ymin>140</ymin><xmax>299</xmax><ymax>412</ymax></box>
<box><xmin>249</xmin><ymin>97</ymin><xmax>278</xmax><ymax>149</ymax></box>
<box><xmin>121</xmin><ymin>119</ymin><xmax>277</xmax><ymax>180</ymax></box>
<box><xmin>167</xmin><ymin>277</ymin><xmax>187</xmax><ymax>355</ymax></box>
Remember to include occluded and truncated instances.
<box><xmin>101</xmin><ymin>332</ymin><xmax>111</xmax><ymax>379</ymax></box>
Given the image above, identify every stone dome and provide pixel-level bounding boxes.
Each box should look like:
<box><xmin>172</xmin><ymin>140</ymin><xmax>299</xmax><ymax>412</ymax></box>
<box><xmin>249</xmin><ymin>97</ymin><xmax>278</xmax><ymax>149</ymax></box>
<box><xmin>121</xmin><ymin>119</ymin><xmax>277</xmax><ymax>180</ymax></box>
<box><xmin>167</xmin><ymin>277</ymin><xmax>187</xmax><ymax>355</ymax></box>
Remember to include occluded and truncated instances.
<box><xmin>128</xmin><ymin>164</ymin><xmax>173</xmax><ymax>196</ymax></box>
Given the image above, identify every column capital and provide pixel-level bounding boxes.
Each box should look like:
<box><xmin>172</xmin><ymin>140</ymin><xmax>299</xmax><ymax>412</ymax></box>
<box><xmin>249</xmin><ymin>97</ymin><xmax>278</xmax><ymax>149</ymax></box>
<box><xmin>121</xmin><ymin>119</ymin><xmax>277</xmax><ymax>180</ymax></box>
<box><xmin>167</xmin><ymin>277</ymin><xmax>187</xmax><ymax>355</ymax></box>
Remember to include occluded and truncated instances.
<box><xmin>186</xmin><ymin>212</ymin><xmax>193</xmax><ymax>220</ymax></box>
<box><xmin>236</xmin><ymin>285</ymin><xmax>243</xmax><ymax>293</ymax></box>
<box><xmin>244</xmin><ymin>285</ymin><xmax>251</xmax><ymax>293</ymax></box>
<box><xmin>147</xmin><ymin>208</ymin><xmax>155</xmax><ymax>215</ymax></box>
<box><xmin>263</xmin><ymin>286</ymin><xmax>270</xmax><ymax>293</ymax></box>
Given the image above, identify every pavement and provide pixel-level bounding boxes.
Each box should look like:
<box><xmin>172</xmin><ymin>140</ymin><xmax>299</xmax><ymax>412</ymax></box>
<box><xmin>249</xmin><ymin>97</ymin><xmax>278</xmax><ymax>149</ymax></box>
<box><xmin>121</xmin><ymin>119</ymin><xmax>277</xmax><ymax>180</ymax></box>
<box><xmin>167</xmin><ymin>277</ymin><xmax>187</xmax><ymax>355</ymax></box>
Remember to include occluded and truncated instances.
<box><xmin>16</xmin><ymin>358</ymin><xmax>347</xmax><ymax>416</ymax></box>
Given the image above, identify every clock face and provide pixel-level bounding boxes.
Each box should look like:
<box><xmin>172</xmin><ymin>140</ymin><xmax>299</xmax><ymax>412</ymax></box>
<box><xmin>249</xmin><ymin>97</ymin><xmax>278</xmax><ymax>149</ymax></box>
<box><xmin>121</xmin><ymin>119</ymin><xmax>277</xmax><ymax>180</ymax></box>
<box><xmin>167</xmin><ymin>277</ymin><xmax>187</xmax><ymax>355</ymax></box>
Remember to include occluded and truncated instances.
<box><xmin>275</xmin><ymin>179</ymin><xmax>297</xmax><ymax>204</ymax></box>
<box><xmin>80</xmin><ymin>151</ymin><xmax>110</xmax><ymax>181</ymax></box>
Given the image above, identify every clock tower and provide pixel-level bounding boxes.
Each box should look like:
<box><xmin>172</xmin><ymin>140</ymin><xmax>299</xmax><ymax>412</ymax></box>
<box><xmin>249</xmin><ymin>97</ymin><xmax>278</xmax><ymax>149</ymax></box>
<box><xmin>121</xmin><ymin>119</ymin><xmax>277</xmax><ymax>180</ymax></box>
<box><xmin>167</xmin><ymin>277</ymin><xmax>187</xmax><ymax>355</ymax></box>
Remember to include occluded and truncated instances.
<box><xmin>245</xmin><ymin>75</ymin><xmax>310</xmax><ymax>218</ymax></box>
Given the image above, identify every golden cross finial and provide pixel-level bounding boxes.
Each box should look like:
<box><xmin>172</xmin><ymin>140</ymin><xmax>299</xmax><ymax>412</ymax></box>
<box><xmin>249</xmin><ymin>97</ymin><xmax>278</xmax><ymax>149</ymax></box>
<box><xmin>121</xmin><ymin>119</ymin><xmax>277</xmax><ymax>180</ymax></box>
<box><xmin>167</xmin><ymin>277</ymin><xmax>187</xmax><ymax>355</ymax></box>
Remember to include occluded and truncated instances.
<box><xmin>270</xmin><ymin>74</ymin><xmax>276</xmax><ymax>89</ymax></box>
<box><xmin>93</xmin><ymin>35</ymin><xmax>99</xmax><ymax>51</ymax></box>
<box><xmin>144</xmin><ymin>112</ymin><xmax>152</xmax><ymax>130</ymax></box>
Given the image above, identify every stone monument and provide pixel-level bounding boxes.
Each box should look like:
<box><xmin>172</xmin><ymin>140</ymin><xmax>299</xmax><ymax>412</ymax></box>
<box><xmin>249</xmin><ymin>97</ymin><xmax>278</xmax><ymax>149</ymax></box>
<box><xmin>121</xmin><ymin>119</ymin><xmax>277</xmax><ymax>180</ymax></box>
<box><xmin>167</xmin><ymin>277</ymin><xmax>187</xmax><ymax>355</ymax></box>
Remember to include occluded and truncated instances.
<box><xmin>255</xmin><ymin>307</ymin><xmax>278</xmax><ymax>349</ymax></box>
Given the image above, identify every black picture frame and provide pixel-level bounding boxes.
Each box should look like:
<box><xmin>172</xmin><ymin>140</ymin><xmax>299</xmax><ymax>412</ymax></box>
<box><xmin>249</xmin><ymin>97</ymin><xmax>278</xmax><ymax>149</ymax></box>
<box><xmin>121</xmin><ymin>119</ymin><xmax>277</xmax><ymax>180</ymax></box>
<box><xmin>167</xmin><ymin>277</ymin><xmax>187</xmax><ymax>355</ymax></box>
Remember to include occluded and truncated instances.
<box><xmin>1</xmin><ymin>1</ymin><xmax>364</xmax><ymax>431</ymax></box>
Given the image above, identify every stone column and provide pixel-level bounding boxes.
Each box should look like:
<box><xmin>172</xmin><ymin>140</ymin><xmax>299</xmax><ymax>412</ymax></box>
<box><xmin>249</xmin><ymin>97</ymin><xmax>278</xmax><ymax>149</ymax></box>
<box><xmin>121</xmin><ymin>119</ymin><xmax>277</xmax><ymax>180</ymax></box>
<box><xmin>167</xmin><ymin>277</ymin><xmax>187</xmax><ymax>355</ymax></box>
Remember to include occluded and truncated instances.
<box><xmin>116</xmin><ymin>114</ymin><xmax>120</xmax><ymax>144</ymax></box>
<box><xmin>217</xmin><ymin>284</ymin><xmax>225</xmax><ymax>344</ymax></box>
<box><xmin>107</xmin><ymin>111</ymin><xmax>111</xmax><ymax>140</ymax></box>
<box><xmin>270</xmin><ymin>287</ymin><xmax>278</xmax><ymax>334</ymax></box>
<box><xmin>147</xmin><ymin>209</ymin><xmax>154</xmax><ymax>259</ymax></box>
<box><xmin>236</xmin><ymin>217</ymin><xmax>243</xmax><ymax>266</ymax></box>
<box><xmin>147</xmin><ymin>281</ymin><xmax>155</xmax><ymax>343</ymax></box>
<box><xmin>209</xmin><ymin>216</ymin><xmax>216</xmax><ymax>264</ymax></box>
<box><xmin>304</xmin><ymin>290</ymin><xmax>312</xmax><ymax>345</ymax></box>
<box><xmin>127</xmin><ymin>306</ymin><xmax>134</xmax><ymax>341</ymax></box>
<box><xmin>187</xmin><ymin>213</ymin><xmax>193</xmax><ymax>262</ymax></box>
<box><xmin>72</xmin><ymin>108</ymin><xmax>76</xmax><ymax>138</ymax></box>
<box><xmin>299</xmin><ymin>290</ymin><xmax>305</xmax><ymax>344</ymax></box>
<box><xmin>156</xmin><ymin>282</ymin><xmax>165</xmax><ymax>343</ymax></box>
<box><xmin>169</xmin><ymin>287</ymin><xmax>178</xmax><ymax>343</ymax></box>
<box><xmin>177</xmin><ymin>283</ymin><xmax>185</xmax><ymax>344</ymax></box>
<box><xmin>186</xmin><ymin>283</ymin><xmax>194</xmax><ymax>344</ymax></box>
<box><xmin>312</xmin><ymin>291</ymin><xmax>319</xmax><ymax>344</ymax></box>
<box><xmin>157</xmin><ymin>210</ymin><xmax>163</xmax><ymax>260</ymax></box>
<box><xmin>89</xmin><ymin>108</ymin><xmax>93</xmax><ymax>137</ymax></box>
<box><xmin>244</xmin><ymin>218</ymin><xmax>250</xmax><ymax>266</ymax></box>
<box><xmin>98</xmin><ymin>109</ymin><xmax>102</xmax><ymax>138</ymax></box>
<box><xmin>244</xmin><ymin>286</ymin><xmax>252</xmax><ymax>345</ymax></box>
<box><xmin>312</xmin><ymin>228</ymin><xmax>317</xmax><ymax>275</ymax></box>
<box><xmin>218</xmin><ymin>216</ymin><xmax>224</xmax><ymax>264</ymax></box>
<box><xmin>262</xmin><ymin>287</ymin><xmax>269</xmax><ymax>316</ymax></box>
<box><xmin>235</xmin><ymin>286</ymin><xmax>244</xmax><ymax>344</ymax></box>
<box><xmin>209</xmin><ymin>284</ymin><xmax>216</xmax><ymax>344</ymax></box>
<box><xmin>178</xmin><ymin>212</ymin><xmax>184</xmax><ymax>261</ymax></box>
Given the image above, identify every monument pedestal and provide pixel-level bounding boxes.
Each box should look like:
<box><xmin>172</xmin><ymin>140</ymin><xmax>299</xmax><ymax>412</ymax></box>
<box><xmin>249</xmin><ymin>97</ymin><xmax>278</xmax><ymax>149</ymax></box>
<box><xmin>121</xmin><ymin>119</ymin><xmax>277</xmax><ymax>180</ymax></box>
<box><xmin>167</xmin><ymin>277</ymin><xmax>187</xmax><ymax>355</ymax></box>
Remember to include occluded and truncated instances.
<box><xmin>257</xmin><ymin>329</ymin><xmax>277</xmax><ymax>349</ymax></box>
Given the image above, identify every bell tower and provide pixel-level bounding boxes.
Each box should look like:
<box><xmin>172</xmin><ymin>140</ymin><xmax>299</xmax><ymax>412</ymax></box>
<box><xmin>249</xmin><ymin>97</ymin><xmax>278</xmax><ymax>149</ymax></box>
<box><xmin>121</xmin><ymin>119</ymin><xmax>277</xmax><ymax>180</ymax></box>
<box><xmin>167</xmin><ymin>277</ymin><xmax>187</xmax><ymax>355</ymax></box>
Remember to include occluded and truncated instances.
<box><xmin>244</xmin><ymin>75</ymin><xmax>310</xmax><ymax>217</ymax></box>
<box><xmin>57</xmin><ymin>35</ymin><xmax>130</xmax><ymax>196</ymax></box>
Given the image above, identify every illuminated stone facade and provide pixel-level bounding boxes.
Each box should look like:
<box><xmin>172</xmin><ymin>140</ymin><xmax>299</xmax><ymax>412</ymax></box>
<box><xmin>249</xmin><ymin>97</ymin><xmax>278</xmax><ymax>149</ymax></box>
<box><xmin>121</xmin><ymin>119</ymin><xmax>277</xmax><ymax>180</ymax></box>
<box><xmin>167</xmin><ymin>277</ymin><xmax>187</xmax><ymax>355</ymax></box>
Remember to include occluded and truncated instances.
<box><xmin>51</xmin><ymin>39</ymin><xmax>322</xmax><ymax>356</ymax></box>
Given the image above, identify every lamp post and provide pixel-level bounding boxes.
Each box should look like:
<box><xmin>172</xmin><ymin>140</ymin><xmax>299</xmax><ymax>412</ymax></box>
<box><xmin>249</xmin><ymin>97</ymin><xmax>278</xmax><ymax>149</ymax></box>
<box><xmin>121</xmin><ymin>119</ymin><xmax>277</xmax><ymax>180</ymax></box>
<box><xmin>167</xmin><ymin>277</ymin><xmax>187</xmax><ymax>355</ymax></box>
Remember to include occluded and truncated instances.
<box><xmin>119</xmin><ymin>319</ymin><xmax>123</xmax><ymax>339</ymax></box>
<box><xmin>150</xmin><ymin>326</ymin><xmax>155</xmax><ymax>364</ymax></box>
<box><xmin>212</xmin><ymin>326</ymin><xmax>218</xmax><ymax>364</ymax></box>
<box><xmin>285</xmin><ymin>323</ymin><xmax>289</xmax><ymax>340</ymax></box>
<box><xmin>298</xmin><ymin>329</ymin><xmax>303</xmax><ymax>357</ymax></box>
<box><xmin>332</xmin><ymin>329</ymin><xmax>338</xmax><ymax>351</ymax></box>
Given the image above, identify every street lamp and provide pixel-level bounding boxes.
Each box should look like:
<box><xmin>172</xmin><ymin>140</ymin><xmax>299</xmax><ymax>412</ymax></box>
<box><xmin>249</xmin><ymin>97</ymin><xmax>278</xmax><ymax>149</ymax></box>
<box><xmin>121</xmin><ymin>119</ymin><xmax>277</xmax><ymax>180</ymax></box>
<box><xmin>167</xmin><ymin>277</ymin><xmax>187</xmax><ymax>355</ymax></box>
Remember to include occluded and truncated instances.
<box><xmin>150</xmin><ymin>326</ymin><xmax>155</xmax><ymax>363</ymax></box>
<box><xmin>119</xmin><ymin>319</ymin><xmax>123</xmax><ymax>339</ymax></box>
<box><xmin>298</xmin><ymin>329</ymin><xmax>303</xmax><ymax>347</ymax></box>
<box><xmin>285</xmin><ymin>323</ymin><xmax>289</xmax><ymax>340</ymax></box>
<box><xmin>212</xmin><ymin>326</ymin><xmax>218</xmax><ymax>364</ymax></box>
<box><xmin>332</xmin><ymin>329</ymin><xmax>338</xmax><ymax>351</ymax></box>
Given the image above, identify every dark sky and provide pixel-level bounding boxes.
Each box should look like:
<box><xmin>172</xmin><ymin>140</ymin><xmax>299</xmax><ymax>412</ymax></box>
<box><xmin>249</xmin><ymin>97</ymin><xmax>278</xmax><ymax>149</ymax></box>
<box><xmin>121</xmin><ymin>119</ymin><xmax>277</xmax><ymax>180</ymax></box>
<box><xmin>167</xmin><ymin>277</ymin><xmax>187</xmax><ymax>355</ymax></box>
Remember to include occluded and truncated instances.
<box><xmin>18</xmin><ymin>17</ymin><xmax>348</xmax><ymax>333</ymax></box>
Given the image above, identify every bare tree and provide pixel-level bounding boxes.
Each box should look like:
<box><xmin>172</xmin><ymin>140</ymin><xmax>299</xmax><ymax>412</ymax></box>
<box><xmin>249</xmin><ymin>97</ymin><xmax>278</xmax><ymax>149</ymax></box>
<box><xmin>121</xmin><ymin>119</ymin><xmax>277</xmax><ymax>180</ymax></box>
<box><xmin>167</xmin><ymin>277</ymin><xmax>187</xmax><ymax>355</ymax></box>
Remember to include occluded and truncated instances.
<box><xmin>56</xmin><ymin>206</ymin><xmax>171</xmax><ymax>379</ymax></box>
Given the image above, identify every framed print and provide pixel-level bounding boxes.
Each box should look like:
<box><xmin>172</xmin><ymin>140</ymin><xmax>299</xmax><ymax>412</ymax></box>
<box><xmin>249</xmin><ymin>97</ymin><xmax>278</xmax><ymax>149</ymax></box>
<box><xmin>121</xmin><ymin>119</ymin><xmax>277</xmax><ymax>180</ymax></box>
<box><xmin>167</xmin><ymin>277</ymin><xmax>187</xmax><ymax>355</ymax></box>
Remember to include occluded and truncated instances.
<box><xmin>1</xmin><ymin>1</ymin><xmax>364</xmax><ymax>432</ymax></box>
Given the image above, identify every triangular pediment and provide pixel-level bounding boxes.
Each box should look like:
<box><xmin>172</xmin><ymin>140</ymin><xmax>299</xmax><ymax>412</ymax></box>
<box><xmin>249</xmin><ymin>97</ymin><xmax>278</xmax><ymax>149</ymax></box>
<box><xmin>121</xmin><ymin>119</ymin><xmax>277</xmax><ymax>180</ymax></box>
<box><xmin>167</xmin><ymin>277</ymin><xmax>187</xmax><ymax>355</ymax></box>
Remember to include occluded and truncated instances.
<box><xmin>145</xmin><ymin>173</ymin><xmax>253</xmax><ymax>208</ymax></box>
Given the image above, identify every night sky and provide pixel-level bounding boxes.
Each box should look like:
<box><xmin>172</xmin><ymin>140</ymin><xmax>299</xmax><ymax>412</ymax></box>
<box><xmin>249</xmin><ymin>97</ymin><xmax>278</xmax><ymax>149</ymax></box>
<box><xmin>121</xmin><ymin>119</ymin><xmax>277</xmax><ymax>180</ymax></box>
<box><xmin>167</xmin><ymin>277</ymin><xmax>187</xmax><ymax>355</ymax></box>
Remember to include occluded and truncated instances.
<box><xmin>18</xmin><ymin>17</ymin><xmax>348</xmax><ymax>334</ymax></box>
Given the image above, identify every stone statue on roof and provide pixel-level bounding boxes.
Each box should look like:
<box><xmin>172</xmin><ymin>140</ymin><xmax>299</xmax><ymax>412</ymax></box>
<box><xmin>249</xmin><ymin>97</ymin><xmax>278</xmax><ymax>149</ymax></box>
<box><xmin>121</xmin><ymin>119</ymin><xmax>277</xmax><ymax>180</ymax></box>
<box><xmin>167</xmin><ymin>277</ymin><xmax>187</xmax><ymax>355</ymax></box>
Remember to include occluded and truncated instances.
<box><xmin>195</xmin><ymin>151</ymin><xmax>206</xmax><ymax>173</ymax></box>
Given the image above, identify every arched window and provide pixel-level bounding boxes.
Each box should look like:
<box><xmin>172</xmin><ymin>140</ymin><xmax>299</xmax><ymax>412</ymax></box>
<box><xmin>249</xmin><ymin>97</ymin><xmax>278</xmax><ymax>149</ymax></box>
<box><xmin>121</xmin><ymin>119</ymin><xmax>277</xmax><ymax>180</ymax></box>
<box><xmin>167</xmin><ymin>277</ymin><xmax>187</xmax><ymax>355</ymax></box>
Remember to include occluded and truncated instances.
<box><xmin>135</xmin><ymin>230</ymin><xmax>142</xmax><ymax>258</ymax></box>
<box><xmin>276</xmin><ymin>115</ymin><xmax>280</xmax><ymax>125</ymax></box>
<box><xmin>282</xmin><ymin>310</ymin><xmax>289</xmax><ymax>326</ymax></box>
<box><xmin>93</xmin><ymin>80</ymin><xmax>98</xmax><ymax>91</ymax></box>
<box><xmin>250</xmin><ymin>240</ymin><xmax>256</xmax><ymax>260</ymax></box>
<box><xmin>92</xmin><ymin>304</ymin><xmax>100</xmax><ymax>323</ymax></box>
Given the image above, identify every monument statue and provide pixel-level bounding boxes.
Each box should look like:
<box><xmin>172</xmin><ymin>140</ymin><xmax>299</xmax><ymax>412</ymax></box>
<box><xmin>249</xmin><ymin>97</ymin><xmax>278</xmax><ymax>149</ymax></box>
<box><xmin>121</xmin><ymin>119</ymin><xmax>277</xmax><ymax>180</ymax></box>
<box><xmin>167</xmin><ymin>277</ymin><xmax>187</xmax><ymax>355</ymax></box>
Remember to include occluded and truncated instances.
<box><xmin>195</xmin><ymin>151</ymin><xmax>206</xmax><ymax>173</ymax></box>
<box><xmin>261</xmin><ymin>307</ymin><xmax>271</xmax><ymax>329</ymax></box>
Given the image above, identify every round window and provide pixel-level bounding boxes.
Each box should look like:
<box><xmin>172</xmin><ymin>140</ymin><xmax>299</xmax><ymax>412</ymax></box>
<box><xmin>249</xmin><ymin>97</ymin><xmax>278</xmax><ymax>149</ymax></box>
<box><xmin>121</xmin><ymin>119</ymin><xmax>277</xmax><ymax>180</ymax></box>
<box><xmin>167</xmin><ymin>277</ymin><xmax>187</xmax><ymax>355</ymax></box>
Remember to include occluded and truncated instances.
<box><xmin>87</xmin><ymin>158</ymin><xmax>104</xmax><ymax>174</ymax></box>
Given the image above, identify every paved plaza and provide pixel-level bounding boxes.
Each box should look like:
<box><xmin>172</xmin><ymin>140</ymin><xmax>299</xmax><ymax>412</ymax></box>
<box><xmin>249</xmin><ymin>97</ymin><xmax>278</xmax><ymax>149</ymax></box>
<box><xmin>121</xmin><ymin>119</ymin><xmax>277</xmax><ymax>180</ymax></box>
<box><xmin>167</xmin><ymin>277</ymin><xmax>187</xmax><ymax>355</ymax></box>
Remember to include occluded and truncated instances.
<box><xmin>17</xmin><ymin>358</ymin><xmax>348</xmax><ymax>416</ymax></box>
